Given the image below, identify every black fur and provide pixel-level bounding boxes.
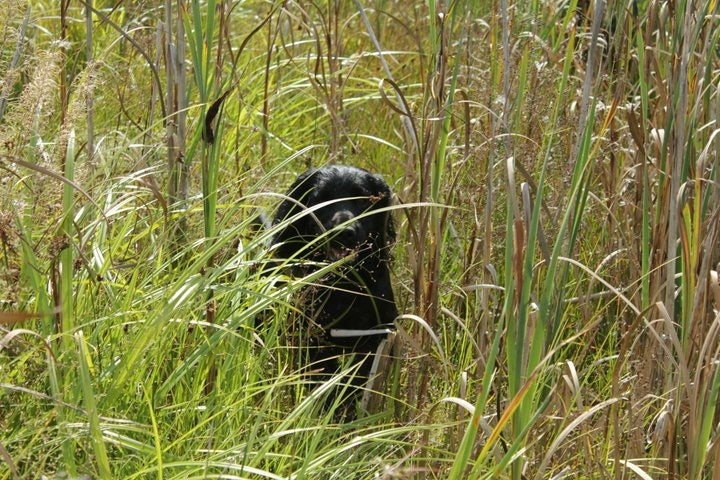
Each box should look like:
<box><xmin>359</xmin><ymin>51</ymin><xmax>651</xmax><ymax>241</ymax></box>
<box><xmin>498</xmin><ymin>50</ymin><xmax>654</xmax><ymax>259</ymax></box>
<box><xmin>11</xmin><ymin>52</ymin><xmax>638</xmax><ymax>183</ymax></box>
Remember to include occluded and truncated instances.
<box><xmin>272</xmin><ymin>165</ymin><xmax>397</xmax><ymax>417</ymax></box>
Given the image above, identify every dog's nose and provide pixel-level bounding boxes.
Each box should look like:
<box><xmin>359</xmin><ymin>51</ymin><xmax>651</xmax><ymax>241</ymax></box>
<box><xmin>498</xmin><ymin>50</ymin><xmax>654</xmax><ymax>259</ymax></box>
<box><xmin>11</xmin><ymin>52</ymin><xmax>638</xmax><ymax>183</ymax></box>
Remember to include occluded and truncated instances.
<box><xmin>336</xmin><ymin>226</ymin><xmax>358</xmax><ymax>246</ymax></box>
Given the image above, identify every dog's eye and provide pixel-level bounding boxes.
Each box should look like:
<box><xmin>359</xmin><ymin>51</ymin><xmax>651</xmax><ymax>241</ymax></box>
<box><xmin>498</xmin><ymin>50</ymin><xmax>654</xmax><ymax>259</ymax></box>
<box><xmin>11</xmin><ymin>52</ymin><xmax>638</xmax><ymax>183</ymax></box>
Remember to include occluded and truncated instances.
<box><xmin>369</xmin><ymin>193</ymin><xmax>384</xmax><ymax>204</ymax></box>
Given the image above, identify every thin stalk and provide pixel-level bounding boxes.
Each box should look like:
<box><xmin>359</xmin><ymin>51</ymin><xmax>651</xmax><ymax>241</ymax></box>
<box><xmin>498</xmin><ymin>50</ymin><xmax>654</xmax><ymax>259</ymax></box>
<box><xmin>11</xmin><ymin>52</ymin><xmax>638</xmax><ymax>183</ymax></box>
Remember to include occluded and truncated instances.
<box><xmin>636</xmin><ymin>22</ymin><xmax>650</xmax><ymax>311</ymax></box>
<box><xmin>85</xmin><ymin>0</ymin><xmax>94</xmax><ymax>159</ymax></box>
<box><xmin>59</xmin><ymin>129</ymin><xmax>77</xmax><ymax>476</ymax></box>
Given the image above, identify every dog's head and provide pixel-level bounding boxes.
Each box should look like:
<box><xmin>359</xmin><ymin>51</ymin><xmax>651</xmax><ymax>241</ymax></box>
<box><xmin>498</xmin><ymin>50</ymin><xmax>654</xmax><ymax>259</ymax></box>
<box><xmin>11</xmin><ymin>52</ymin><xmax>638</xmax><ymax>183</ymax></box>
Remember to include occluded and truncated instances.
<box><xmin>272</xmin><ymin>165</ymin><xmax>395</xmax><ymax>264</ymax></box>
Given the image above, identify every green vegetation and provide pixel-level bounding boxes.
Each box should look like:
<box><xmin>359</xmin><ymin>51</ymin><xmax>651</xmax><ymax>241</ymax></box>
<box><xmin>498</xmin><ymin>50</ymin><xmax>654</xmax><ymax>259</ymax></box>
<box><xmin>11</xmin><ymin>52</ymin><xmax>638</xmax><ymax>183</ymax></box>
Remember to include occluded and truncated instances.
<box><xmin>2</xmin><ymin>0</ymin><xmax>720</xmax><ymax>478</ymax></box>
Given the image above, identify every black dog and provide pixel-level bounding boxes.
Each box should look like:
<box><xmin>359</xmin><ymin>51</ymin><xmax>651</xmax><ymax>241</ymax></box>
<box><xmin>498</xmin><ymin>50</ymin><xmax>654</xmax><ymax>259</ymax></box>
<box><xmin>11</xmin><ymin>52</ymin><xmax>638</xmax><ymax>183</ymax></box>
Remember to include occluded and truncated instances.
<box><xmin>272</xmin><ymin>165</ymin><xmax>398</xmax><ymax>417</ymax></box>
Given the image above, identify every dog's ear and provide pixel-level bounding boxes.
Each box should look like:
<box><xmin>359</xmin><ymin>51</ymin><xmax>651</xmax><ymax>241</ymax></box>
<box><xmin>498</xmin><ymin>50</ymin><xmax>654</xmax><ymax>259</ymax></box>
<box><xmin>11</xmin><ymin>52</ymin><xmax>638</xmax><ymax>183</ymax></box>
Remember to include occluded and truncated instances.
<box><xmin>272</xmin><ymin>169</ymin><xmax>319</xmax><ymax>258</ymax></box>
<box><xmin>274</xmin><ymin>169</ymin><xmax>318</xmax><ymax>223</ymax></box>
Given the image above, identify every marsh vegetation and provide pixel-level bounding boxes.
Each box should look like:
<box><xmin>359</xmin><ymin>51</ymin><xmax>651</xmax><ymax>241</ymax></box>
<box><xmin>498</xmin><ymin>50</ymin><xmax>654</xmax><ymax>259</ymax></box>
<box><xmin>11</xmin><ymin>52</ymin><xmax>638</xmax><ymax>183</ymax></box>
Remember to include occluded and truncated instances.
<box><xmin>1</xmin><ymin>1</ymin><xmax>720</xmax><ymax>478</ymax></box>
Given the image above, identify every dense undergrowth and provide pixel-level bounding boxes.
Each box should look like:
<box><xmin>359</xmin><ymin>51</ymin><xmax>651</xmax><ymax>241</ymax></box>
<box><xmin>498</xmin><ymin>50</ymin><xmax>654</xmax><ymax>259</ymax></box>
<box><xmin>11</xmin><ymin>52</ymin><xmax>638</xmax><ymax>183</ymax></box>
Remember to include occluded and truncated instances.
<box><xmin>2</xmin><ymin>0</ymin><xmax>720</xmax><ymax>478</ymax></box>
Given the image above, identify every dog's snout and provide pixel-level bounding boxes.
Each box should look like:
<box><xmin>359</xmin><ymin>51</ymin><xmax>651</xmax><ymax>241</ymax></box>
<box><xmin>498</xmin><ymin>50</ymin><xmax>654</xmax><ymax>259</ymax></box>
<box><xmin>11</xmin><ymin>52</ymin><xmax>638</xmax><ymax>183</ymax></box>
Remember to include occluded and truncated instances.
<box><xmin>327</xmin><ymin>210</ymin><xmax>366</xmax><ymax>248</ymax></box>
<box><xmin>336</xmin><ymin>225</ymin><xmax>358</xmax><ymax>246</ymax></box>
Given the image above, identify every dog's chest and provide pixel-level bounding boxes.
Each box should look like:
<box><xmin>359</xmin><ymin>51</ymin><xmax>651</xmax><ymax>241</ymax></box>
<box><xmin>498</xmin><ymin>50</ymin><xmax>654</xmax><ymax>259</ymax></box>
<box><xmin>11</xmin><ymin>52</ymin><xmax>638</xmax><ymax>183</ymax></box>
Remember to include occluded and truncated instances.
<box><xmin>306</xmin><ymin>279</ymin><xmax>380</xmax><ymax>330</ymax></box>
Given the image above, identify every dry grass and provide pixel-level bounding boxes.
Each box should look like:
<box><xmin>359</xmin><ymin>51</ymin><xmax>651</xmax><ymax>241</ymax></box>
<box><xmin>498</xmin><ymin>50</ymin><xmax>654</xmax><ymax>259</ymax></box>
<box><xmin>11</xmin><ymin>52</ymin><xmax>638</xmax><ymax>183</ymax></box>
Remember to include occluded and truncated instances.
<box><xmin>1</xmin><ymin>1</ymin><xmax>720</xmax><ymax>479</ymax></box>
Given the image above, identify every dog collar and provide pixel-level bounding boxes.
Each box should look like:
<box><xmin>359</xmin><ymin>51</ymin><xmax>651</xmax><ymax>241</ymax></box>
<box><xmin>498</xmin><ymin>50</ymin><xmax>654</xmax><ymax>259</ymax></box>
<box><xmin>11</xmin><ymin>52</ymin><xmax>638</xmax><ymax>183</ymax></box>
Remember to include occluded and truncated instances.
<box><xmin>329</xmin><ymin>327</ymin><xmax>394</xmax><ymax>338</ymax></box>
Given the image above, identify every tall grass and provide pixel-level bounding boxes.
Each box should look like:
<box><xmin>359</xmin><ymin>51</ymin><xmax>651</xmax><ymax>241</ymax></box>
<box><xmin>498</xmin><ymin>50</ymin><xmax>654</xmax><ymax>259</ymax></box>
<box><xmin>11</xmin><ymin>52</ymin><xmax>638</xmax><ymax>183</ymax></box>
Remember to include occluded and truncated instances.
<box><xmin>1</xmin><ymin>1</ymin><xmax>720</xmax><ymax>478</ymax></box>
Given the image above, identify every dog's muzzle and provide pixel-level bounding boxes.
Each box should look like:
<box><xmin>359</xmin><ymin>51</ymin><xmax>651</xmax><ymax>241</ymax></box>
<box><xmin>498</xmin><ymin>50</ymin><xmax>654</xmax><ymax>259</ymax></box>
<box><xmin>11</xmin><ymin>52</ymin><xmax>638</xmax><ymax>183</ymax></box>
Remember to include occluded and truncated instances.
<box><xmin>325</xmin><ymin>216</ymin><xmax>368</xmax><ymax>261</ymax></box>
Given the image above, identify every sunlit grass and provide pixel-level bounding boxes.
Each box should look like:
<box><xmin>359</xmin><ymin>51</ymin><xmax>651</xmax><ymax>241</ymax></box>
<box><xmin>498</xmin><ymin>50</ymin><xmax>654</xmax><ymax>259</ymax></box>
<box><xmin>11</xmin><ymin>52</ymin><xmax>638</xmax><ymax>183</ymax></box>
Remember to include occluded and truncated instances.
<box><xmin>1</xmin><ymin>1</ymin><xmax>720</xmax><ymax>479</ymax></box>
